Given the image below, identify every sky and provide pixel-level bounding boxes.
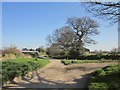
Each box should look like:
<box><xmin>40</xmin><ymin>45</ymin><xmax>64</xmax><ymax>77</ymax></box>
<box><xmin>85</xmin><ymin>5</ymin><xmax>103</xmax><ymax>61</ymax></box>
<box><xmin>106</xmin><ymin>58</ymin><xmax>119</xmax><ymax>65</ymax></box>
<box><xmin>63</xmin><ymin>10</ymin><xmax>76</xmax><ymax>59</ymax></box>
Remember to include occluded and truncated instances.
<box><xmin>2</xmin><ymin>2</ymin><xmax>118</xmax><ymax>51</ymax></box>
<box><xmin>2</xmin><ymin>0</ymin><xmax>119</xmax><ymax>2</ymax></box>
<box><xmin>0</xmin><ymin>2</ymin><xmax>2</xmax><ymax>50</ymax></box>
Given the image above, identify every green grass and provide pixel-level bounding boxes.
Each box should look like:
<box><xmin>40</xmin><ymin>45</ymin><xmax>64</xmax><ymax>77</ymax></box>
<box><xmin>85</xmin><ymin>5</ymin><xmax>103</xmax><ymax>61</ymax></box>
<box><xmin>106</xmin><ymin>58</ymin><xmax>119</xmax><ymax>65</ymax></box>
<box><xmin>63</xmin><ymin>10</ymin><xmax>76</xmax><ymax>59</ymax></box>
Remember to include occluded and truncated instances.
<box><xmin>61</xmin><ymin>60</ymin><xmax>118</xmax><ymax>65</ymax></box>
<box><xmin>88</xmin><ymin>65</ymin><xmax>120</xmax><ymax>89</ymax></box>
<box><xmin>1</xmin><ymin>58</ymin><xmax>50</xmax><ymax>84</ymax></box>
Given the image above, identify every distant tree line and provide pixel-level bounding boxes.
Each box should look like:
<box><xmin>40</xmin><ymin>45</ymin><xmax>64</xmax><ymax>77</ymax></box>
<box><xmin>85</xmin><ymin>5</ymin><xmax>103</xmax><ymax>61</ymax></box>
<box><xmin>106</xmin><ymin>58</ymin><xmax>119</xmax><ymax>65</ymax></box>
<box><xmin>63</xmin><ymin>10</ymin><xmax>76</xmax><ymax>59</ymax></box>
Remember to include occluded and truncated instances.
<box><xmin>1</xmin><ymin>45</ymin><xmax>119</xmax><ymax>60</ymax></box>
<box><xmin>22</xmin><ymin>46</ymin><xmax>45</xmax><ymax>53</ymax></box>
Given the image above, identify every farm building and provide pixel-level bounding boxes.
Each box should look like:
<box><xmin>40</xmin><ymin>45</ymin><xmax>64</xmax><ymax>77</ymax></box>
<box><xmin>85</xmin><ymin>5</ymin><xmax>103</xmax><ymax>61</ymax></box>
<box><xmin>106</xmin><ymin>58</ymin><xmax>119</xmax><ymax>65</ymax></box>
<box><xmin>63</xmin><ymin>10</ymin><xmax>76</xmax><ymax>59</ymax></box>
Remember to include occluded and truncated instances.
<box><xmin>22</xmin><ymin>51</ymin><xmax>39</xmax><ymax>58</ymax></box>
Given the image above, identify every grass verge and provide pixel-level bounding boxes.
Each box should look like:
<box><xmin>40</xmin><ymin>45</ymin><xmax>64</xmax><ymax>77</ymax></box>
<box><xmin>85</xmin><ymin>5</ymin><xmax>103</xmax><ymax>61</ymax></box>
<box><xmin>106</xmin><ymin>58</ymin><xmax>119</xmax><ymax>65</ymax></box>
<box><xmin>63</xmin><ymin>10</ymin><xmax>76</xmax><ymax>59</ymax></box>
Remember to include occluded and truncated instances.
<box><xmin>61</xmin><ymin>60</ymin><xmax>118</xmax><ymax>65</ymax></box>
<box><xmin>1</xmin><ymin>58</ymin><xmax>50</xmax><ymax>84</ymax></box>
<box><xmin>88</xmin><ymin>65</ymin><xmax>120</xmax><ymax>89</ymax></box>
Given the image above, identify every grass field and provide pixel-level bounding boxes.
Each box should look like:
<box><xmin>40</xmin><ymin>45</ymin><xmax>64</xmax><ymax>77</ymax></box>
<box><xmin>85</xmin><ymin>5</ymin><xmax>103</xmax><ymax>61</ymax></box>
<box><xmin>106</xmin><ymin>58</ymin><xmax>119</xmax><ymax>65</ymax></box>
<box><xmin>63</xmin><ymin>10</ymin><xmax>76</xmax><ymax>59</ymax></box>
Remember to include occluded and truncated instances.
<box><xmin>1</xmin><ymin>58</ymin><xmax>50</xmax><ymax>84</ymax></box>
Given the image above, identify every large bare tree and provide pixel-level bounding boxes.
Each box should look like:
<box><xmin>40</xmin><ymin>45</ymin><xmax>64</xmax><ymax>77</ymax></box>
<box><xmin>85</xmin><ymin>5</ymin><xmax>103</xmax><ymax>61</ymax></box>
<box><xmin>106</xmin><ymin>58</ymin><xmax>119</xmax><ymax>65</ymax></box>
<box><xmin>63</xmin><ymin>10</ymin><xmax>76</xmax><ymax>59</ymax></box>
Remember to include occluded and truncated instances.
<box><xmin>67</xmin><ymin>17</ymin><xmax>99</xmax><ymax>45</ymax></box>
<box><xmin>47</xmin><ymin>17</ymin><xmax>99</xmax><ymax>58</ymax></box>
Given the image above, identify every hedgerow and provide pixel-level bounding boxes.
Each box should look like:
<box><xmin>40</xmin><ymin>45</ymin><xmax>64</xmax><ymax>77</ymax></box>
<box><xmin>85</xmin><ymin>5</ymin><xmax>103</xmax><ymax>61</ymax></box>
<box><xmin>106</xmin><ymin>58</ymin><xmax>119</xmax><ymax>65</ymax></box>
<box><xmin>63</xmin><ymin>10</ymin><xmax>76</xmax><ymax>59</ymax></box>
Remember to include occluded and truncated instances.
<box><xmin>52</xmin><ymin>54</ymin><xmax>120</xmax><ymax>60</ymax></box>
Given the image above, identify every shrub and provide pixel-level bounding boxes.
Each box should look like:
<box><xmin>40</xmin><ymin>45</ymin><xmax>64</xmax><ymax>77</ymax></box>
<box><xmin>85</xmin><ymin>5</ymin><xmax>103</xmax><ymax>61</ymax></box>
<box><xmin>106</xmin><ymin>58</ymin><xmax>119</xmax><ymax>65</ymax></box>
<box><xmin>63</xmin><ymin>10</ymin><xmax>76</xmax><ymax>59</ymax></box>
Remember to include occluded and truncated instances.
<box><xmin>88</xmin><ymin>65</ymin><xmax>120</xmax><ymax>89</ymax></box>
<box><xmin>2</xmin><ymin>54</ymin><xmax>16</xmax><ymax>60</ymax></box>
<box><xmin>98</xmin><ymin>70</ymin><xmax>107</xmax><ymax>76</ymax></box>
<box><xmin>2</xmin><ymin>46</ymin><xmax>23</xmax><ymax>58</ymax></box>
<box><xmin>2</xmin><ymin>58</ymin><xmax>50</xmax><ymax>84</ymax></box>
<box><xmin>2</xmin><ymin>62</ymin><xmax>22</xmax><ymax>82</ymax></box>
<box><xmin>88</xmin><ymin>83</ymin><xmax>109</xmax><ymax>89</ymax></box>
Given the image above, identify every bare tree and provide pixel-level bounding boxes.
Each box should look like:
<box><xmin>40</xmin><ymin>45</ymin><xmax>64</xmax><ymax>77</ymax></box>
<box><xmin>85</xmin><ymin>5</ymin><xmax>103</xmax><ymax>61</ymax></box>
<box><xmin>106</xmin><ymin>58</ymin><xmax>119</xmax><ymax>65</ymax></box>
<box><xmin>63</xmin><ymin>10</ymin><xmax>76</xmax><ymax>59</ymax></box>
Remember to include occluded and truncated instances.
<box><xmin>47</xmin><ymin>26</ymin><xmax>77</xmax><ymax>56</ymax></box>
<box><xmin>67</xmin><ymin>17</ymin><xmax>99</xmax><ymax>45</ymax></box>
<box><xmin>84</xmin><ymin>1</ymin><xmax>120</xmax><ymax>23</ymax></box>
<box><xmin>47</xmin><ymin>17</ymin><xmax>99</xmax><ymax>58</ymax></box>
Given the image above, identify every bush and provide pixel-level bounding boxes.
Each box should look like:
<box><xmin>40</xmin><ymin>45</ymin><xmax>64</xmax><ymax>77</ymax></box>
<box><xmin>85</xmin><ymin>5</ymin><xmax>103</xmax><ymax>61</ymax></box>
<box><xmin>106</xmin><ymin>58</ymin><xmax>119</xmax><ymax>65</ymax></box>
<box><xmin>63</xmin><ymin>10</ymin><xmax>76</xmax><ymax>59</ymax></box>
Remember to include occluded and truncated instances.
<box><xmin>89</xmin><ymin>83</ymin><xmax>109</xmax><ymax>89</ymax></box>
<box><xmin>2</xmin><ymin>46</ymin><xmax>23</xmax><ymax>58</ymax></box>
<box><xmin>2</xmin><ymin>54</ymin><xmax>16</xmax><ymax>60</ymax></box>
<box><xmin>88</xmin><ymin>65</ymin><xmax>120</xmax><ymax>89</ymax></box>
<box><xmin>2</xmin><ymin>58</ymin><xmax>50</xmax><ymax>84</ymax></box>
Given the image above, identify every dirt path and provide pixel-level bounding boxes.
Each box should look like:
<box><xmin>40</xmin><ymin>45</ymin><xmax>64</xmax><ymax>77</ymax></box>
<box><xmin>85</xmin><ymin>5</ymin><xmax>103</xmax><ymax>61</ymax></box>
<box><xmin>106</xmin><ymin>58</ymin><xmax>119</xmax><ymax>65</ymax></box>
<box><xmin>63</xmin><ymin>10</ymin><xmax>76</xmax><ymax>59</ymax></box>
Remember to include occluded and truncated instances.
<box><xmin>4</xmin><ymin>60</ymin><xmax>117</xmax><ymax>88</ymax></box>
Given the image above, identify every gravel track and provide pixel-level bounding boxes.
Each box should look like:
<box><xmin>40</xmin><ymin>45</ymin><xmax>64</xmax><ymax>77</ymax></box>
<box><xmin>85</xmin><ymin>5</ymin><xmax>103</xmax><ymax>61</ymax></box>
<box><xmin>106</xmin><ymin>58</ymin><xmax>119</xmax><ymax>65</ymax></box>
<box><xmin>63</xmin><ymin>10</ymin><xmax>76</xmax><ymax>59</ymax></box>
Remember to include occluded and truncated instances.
<box><xmin>3</xmin><ymin>60</ymin><xmax>117</xmax><ymax>88</ymax></box>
